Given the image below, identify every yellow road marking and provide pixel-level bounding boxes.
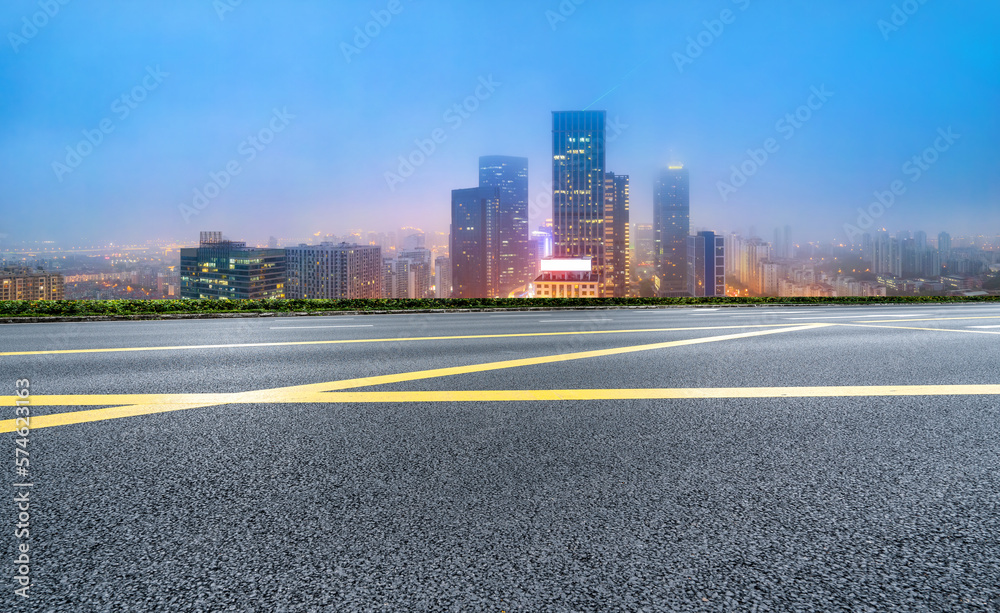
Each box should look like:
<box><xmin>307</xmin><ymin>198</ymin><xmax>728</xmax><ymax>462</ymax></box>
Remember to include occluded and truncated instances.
<box><xmin>0</xmin><ymin>324</ymin><xmax>829</xmax><ymax>431</ymax></box>
<box><xmin>276</xmin><ymin>324</ymin><xmax>832</xmax><ymax>396</ymax></box>
<box><xmin>0</xmin><ymin>324</ymin><xmax>809</xmax><ymax>357</ymax></box>
<box><xmin>5</xmin><ymin>403</ymin><xmax>219</xmax><ymax>432</ymax></box>
<box><xmin>5</xmin><ymin>383</ymin><xmax>1000</xmax><ymax>433</ymax></box>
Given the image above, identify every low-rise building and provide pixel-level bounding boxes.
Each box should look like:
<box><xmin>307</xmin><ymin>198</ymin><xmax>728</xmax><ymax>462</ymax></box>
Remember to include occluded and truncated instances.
<box><xmin>532</xmin><ymin>258</ymin><xmax>600</xmax><ymax>298</ymax></box>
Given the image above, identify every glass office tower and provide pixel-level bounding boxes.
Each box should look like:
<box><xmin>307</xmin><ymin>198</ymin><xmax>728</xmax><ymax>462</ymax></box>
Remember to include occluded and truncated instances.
<box><xmin>552</xmin><ymin>111</ymin><xmax>608</xmax><ymax>294</ymax></box>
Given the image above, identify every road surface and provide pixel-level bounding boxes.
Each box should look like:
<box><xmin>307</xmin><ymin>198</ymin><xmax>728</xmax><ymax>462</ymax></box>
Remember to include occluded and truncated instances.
<box><xmin>2</xmin><ymin>304</ymin><xmax>999</xmax><ymax>611</ymax></box>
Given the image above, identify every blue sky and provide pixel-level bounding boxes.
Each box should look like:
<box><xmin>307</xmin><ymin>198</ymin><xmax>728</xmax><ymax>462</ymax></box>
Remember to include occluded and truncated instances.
<box><xmin>1</xmin><ymin>0</ymin><xmax>997</xmax><ymax>245</ymax></box>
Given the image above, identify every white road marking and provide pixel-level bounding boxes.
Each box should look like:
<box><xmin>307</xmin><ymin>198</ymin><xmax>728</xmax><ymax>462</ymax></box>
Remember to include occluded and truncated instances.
<box><xmin>270</xmin><ymin>325</ymin><xmax>375</xmax><ymax>330</ymax></box>
<box><xmin>967</xmin><ymin>325</ymin><xmax>1000</xmax><ymax>329</ymax></box>
<box><xmin>784</xmin><ymin>313</ymin><xmax>931</xmax><ymax>320</ymax></box>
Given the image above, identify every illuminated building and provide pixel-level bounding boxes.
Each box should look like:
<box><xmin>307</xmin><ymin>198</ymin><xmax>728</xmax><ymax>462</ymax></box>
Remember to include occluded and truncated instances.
<box><xmin>552</xmin><ymin>111</ymin><xmax>609</xmax><ymax>295</ymax></box>
<box><xmin>180</xmin><ymin>232</ymin><xmax>285</xmax><ymax>299</ymax></box>
<box><xmin>532</xmin><ymin>258</ymin><xmax>600</xmax><ymax>298</ymax></box>
<box><xmin>286</xmin><ymin>243</ymin><xmax>382</xmax><ymax>299</ymax></box>
<box><xmin>604</xmin><ymin>172</ymin><xmax>630</xmax><ymax>297</ymax></box>
<box><xmin>0</xmin><ymin>269</ymin><xmax>64</xmax><ymax>300</ymax></box>
<box><xmin>687</xmin><ymin>231</ymin><xmax>726</xmax><ymax>297</ymax></box>
<box><xmin>480</xmin><ymin>155</ymin><xmax>529</xmax><ymax>294</ymax></box>
<box><xmin>451</xmin><ymin>187</ymin><xmax>496</xmax><ymax>298</ymax></box>
<box><xmin>654</xmin><ymin>165</ymin><xmax>690</xmax><ymax>296</ymax></box>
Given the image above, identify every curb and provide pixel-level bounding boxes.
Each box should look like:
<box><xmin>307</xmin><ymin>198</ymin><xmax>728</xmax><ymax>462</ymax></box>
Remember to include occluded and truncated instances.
<box><xmin>0</xmin><ymin>300</ymin><xmax>988</xmax><ymax>324</ymax></box>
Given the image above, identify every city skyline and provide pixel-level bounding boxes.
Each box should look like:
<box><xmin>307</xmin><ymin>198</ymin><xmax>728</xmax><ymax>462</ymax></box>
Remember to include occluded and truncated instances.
<box><xmin>1</xmin><ymin>1</ymin><xmax>998</xmax><ymax>246</ymax></box>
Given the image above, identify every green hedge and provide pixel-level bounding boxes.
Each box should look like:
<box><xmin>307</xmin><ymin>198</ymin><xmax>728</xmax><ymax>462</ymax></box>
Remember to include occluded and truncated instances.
<box><xmin>0</xmin><ymin>295</ymin><xmax>997</xmax><ymax>318</ymax></box>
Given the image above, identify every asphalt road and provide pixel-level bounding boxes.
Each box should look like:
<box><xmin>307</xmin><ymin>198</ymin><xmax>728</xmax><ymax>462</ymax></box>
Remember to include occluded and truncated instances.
<box><xmin>2</xmin><ymin>304</ymin><xmax>999</xmax><ymax>611</ymax></box>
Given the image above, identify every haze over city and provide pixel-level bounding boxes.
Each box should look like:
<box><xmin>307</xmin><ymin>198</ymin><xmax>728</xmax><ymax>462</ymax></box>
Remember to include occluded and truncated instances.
<box><xmin>2</xmin><ymin>0</ymin><xmax>998</xmax><ymax>246</ymax></box>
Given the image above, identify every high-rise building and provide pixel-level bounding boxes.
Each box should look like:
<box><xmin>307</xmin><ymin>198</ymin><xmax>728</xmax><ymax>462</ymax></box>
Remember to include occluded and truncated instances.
<box><xmin>451</xmin><ymin>187</ymin><xmax>496</xmax><ymax>298</ymax></box>
<box><xmin>654</xmin><ymin>166</ymin><xmax>690</xmax><ymax>296</ymax></box>
<box><xmin>285</xmin><ymin>242</ymin><xmax>382</xmax><ymax>299</ymax></box>
<box><xmin>604</xmin><ymin>173</ymin><xmax>630</xmax><ymax>297</ymax></box>
<box><xmin>383</xmin><ymin>258</ymin><xmax>413</xmax><ymax>299</ymax></box>
<box><xmin>180</xmin><ymin>233</ymin><xmax>285</xmax><ymax>299</ymax></box>
<box><xmin>450</xmin><ymin>156</ymin><xmax>531</xmax><ymax>298</ymax></box>
<box><xmin>773</xmin><ymin>226</ymin><xmax>793</xmax><ymax>259</ymax></box>
<box><xmin>634</xmin><ymin>224</ymin><xmax>654</xmax><ymax>266</ymax></box>
<box><xmin>0</xmin><ymin>268</ymin><xmax>64</xmax><ymax>300</ymax></box>
<box><xmin>687</xmin><ymin>231</ymin><xmax>726</xmax><ymax>297</ymax></box>
<box><xmin>399</xmin><ymin>248</ymin><xmax>433</xmax><ymax>299</ymax></box>
<box><xmin>480</xmin><ymin>155</ymin><xmax>529</xmax><ymax>295</ymax></box>
<box><xmin>552</xmin><ymin>110</ymin><xmax>608</xmax><ymax>294</ymax></box>
<box><xmin>938</xmin><ymin>232</ymin><xmax>952</xmax><ymax>259</ymax></box>
<box><xmin>434</xmin><ymin>256</ymin><xmax>452</xmax><ymax>299</ymax></box>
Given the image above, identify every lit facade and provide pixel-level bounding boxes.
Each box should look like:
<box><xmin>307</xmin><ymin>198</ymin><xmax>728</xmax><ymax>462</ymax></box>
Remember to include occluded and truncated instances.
<box><xmin>654</xmin><ymin>166</ymin><xmax>690</xmax><ymax>296</ymax></box>
<box><xmin>532</xmin><ymin>258</ymin><xmax>600</xmax><ymax>298</ymax></box>
<box><xmin>451</xmin><ymin>187</ymin><xmax>497</xmax><ymax>298</ymax></box>
<box><xmin>552</xmin><ymin>111</ymin><xmax>608</xmax><ymax>294</ymax></box>
<box><xmin>180</xmin><ymin>234</ymin><xmax>285</xmax><ymax>299</ymax></box>
<box><xmin>285</xmin><ymin>242</ymin><xmax>382</xmax><ymax>299</ymax></box>
<box><xmin>480</xmin><ymin>155</ymin><xmax>529</xmax><ymax>295</ymax></box>
<box><xmin>687</xmin><ymin>231</ymin><xmax>725</xmax><ymax>297</ymax></box>
<box><xmin>604</xmin><ymin>173</ymin><xmax>630</xmax><ymax>297</ymax></box>
<box><xmin>0</xmin><ymin>269</ymin><xmax>65</xmax><ymax>300</ymax></box>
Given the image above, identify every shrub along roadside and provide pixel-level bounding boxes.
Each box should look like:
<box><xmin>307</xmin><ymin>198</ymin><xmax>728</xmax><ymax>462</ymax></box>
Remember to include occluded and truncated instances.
<box><xmin>0</xmin><ymin>296</ymin><xmax>997</xmax><ymax>318</ymax></box>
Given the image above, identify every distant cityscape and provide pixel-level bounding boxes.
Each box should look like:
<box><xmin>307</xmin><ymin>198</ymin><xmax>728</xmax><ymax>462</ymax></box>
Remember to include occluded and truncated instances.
<box><xmin>3</xmin><ymin>110</ymin><xmax>998</xmax><ymax>301</ymax></box>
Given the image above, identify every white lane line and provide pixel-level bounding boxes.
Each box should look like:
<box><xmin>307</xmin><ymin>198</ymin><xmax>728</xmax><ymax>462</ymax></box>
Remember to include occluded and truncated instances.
<box><xmin>270</xmin><ymin>325</ymin><xmax>375</xmax><ymax>330</ymax></box>
<box><xmin>784</xmin><ymin>314</ymin><xmax>931</xmax><ymax>320</ymax></box>
<box><xmin>490</xmin><ymin>314</ymin><xmax>551</xmax><ymax>318</ymax></box>
<box><xmin>968</xmin><ymin>325</ymin><xmax>1000</xmax><ymax>329</ymax></box>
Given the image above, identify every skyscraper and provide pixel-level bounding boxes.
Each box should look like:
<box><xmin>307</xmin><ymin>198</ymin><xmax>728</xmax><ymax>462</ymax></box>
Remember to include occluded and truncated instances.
<box><xmin>654</xmin><ymin>166</ymin><xmax>690</xmax><ymax>296</ymax></box>
<box><xmin>479</xmin><ymin>156</ymin><xmax>529</xmax><ymax>295</ymax></box>
<box><xmin>604</xmin><ymin>172</ymin><xmax>630</xmax><ymax>297</ymax></box>
<box><xmin>450</xmin><ymin>187</ymin><xmax>496</xmax><ymax>298</ymax></box>
<box><xmin>938</xmin><ymin>232</ymin><xmax>952</xmax><ymax>259</ymax></box>
<box><xmin>552</xmin><ymin>110</ymin><xmax>608</xmax><ymax>294</ymax></box>
<box><xmin>687</xmin><ymin>231</ymin><xmax>726</xmax><ymax>297</ymax></box>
